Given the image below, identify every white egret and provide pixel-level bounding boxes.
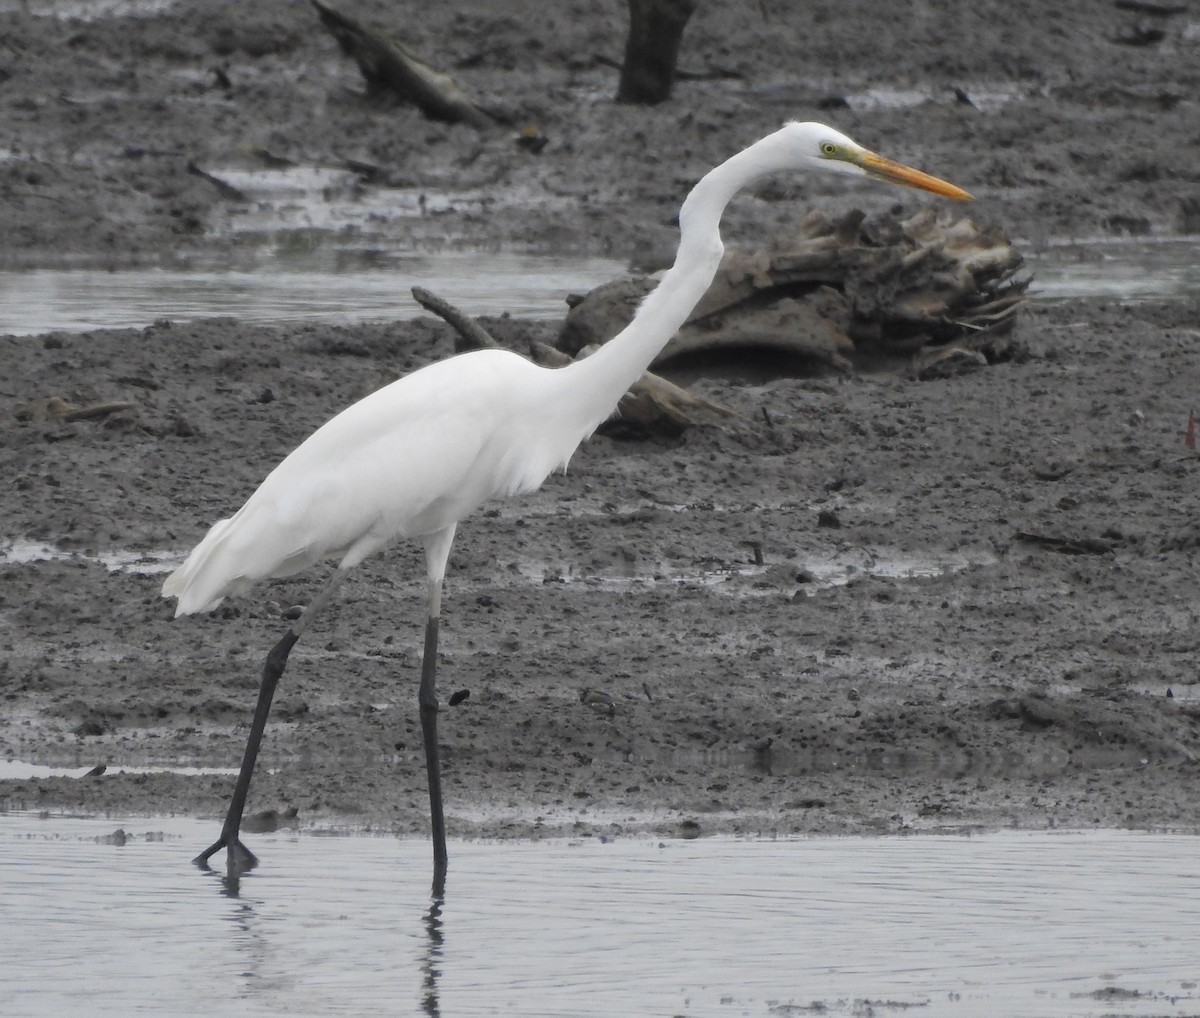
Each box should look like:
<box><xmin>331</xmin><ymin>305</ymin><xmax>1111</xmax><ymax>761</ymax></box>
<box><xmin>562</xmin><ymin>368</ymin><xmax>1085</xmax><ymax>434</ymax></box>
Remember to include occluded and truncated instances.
<box><xmin>163</xmin><ymin>121</ymin><xmax>970</xmax><ymax>892</ymax></box>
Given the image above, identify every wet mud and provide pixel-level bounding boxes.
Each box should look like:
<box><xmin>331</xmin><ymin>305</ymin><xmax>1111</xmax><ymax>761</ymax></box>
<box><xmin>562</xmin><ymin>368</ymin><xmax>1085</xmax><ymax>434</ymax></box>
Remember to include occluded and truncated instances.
<box><xmin>2</xmin><ymin>0</ymin><xmax>1200</xmax><ymax>844</ymax></box>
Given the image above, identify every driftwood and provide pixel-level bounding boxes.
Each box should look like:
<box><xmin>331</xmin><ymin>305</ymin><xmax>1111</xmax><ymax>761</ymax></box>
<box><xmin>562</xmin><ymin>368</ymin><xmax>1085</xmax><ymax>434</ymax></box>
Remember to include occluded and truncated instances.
<box><xmin>411</xmin><ymin>286</ymin><xmax>499</xmax><ymax>352</ymax></box>
<box><xmin>1014</xmin><ymin>532</ymin><xmax>1115</xmax><ymax>556</ymax></box>
<box><xmin>7</xmin><ymin>396</ymin><xmax>136</xmax><ymax>425</ymax></box>
<box><xmin>186</xmin><ymin>161</ymin><xmax>248</xmax><ymax>202</ymax></box>
<box><xmin>312</xmin><ymin>0</ymin><xmax>495</xmax><ymax>129</ymax></box>
<box><xmin>559</xmin><ymin>206</ymin><xmax>1027</xmax><ymax>380</ymax></box>
<box><xmin>528</xmin><ymin>340</ymin><xmax>735</xmax><ymax>438</ymax></box>
<box><xmin>411</xmin><ymin>287</ymin><xmax>734</xmax><ymax>437</ymax></box>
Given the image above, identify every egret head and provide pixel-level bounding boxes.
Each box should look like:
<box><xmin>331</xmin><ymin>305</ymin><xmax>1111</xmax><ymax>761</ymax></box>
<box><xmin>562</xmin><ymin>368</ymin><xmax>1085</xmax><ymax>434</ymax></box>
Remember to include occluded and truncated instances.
<box><xmin>781</xmin><ymin>121</ymin><xmax>972</xmax><ymax>200</ymax></box>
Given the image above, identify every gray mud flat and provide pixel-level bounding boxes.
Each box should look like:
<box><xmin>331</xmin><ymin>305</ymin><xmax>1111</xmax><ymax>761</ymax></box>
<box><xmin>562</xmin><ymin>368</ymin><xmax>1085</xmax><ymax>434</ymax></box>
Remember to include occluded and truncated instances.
<box><xmin>2</xmin><ymin>0</ymin><xmax>1200</xmax><ymax>840</ymax></box>
<box><xmin>0</xmin><ymin>0</ymin><xmax>1196</xmax><ymax>262</ymax></box>
<box><xmin>3</xmin><ymin>297</ymin><xmax>1200</xmax><ymax>840</ymax></box>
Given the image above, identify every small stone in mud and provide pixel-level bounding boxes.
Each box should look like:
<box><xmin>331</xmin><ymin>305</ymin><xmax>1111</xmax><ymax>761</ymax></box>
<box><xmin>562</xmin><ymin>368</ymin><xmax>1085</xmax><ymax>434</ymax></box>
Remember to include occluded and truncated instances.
<box><xmin>242</xmin><ymin>807</ymin><xmax>299</xmax><ymax>834</ymax></box>
<box><xmin>579</xmin><ymin>688</ymin><xmax>616</xmax><ymax>714</ymax></box>
<box><xmin>169</xmin><ymin>414</ymin><xmax>199</xmax><ymax>438</ymax></box>
<box><xmin>787</xmin><ymin>798</ymin><xmax>828</xmax><ymax>810</ymax></box>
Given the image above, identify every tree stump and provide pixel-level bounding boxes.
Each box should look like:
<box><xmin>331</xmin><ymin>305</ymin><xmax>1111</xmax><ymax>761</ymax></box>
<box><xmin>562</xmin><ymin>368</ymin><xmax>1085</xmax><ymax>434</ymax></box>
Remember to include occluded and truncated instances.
<box><xmin>616</xmin><ymin>0</ymin><xmax>699</xmax><ymax>105</ymax></box>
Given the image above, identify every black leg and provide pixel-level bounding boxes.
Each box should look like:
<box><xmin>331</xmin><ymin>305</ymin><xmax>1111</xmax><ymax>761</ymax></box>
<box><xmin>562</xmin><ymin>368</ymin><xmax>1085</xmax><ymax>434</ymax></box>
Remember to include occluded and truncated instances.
<box><xmin>194</xmin><ymin>568</ymin><xmax>348</xmax><ymax>875</ymax></box>
<box><xmin>419</xmin><ymin>612</ymin><xmax>448</xmax><ymax>896</ymax></box>
<box><xmin>195</xmin><ymin>629</ymin><xmax>298</xmax><ymax>871</ymax></box>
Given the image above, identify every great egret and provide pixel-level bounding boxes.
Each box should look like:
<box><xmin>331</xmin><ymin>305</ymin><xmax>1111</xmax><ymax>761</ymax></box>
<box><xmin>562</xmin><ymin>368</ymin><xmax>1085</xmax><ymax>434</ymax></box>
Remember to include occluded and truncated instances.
<box><xmin>163</xmin><ymin>121</ymin><xmax>969</xmax><ymax>891</ymax></box>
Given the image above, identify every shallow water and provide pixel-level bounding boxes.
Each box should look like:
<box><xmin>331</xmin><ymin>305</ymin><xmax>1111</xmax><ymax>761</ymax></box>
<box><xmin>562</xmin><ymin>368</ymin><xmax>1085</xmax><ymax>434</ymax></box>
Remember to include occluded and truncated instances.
<box><xmin>0</xmin><ymin>539</ymin><xmax>178</xmax><ymax>574</ymax></box>
<box><xmin>0</xmin><ymin>0</ymin><xmax>174</xmax><ymax>18</ymax></box>
<box><xmin>0</xmin><ymin>534</ymin><xmax>993</xmax><ymax>598</ymax></box>
<box><xmin>1028</xmin><ymin>236</ymin><xmax>1200</xmax><ymax>302</ymax></box>
<box><xmin>0</xmin><ymin>238</ymin><xmax>1195</xmax><ymax>337</ymax></box>
<box><xmin>2</xmin><ymin>814</ymin><xmax>1197</xmax><ymax>1018</ymax></box>
<box><xmin>0</xmin><ymin>252</ymin><xmax>626</xmax><ymax>336</ymax></box>
<box><xmin>513</xmin><ymin>543</ymin><xmax>995</xmax><ymax>593</ymax></box>
<box><xmin>0</xmin><ymin>760</ymin><xmax>237</xmax><ymax>779</ymax></box>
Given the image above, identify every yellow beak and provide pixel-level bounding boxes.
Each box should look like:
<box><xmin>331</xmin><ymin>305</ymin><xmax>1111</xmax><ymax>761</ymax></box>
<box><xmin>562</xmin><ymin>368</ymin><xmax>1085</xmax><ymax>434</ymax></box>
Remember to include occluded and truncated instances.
<box><xmin>856</xmin><ymin>150</ymin><xmax>973</xmax><ymax>201</ymax></box>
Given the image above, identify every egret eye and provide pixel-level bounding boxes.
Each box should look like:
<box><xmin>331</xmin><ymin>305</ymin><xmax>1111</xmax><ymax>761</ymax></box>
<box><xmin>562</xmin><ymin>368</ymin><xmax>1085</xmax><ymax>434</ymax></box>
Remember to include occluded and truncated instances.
<box><xmin>820</xmin><ymin>142</ymin><xmax>839</xmax><ymax>157</ymax></box>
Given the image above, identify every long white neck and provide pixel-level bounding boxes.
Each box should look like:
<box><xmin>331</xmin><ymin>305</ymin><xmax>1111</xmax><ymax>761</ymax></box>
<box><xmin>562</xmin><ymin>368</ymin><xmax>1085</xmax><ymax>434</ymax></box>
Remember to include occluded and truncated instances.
<box><xmin>555</xmin><ymin>127</ymin><xmax>800</xmax><ymax>437</ymax></box>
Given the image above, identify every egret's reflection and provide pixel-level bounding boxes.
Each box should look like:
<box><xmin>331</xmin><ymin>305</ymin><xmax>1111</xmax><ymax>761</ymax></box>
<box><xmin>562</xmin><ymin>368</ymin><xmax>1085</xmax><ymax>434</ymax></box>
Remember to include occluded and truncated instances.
<box><xmin>210</xmin><ymin>878</ymin><xmax>272</xmax><ymax>1003</ymax></box>
<box><xmin>422</xmin><ymin>895</ymin><xmax>445</xmax><ymax>1018</ymax></box>
<box><xmin>195</xmin><ymin>850</ymin><xmax>256</xmax><ymax>898</ymax></box>
<box><xmin>195</xmin><ymin>834</ymin><xmax>448</xmax><ymax>1014</ymax></box>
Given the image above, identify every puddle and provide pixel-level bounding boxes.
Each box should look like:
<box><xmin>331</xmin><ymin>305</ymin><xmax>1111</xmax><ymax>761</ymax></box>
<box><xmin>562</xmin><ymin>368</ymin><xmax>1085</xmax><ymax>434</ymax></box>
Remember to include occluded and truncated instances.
<box><xmin>0</xmin><ymin>540</ymin><xmax>178</xmax><ymax>575</ymax></box>
<box><xmin>626</xmin><ymin>741</ymin><xmax>1159</xmax><ymax>781</ymax></box>
<box><xmin>2</xmin><ymin>536</ymin><xmax>993</xmax><ymax>598</ymax></box>
<box><xmin>204</xmin><ymin>164</ymin><xmax>584</xmax><ymax>245</ymax></box>
<box><xmin>748</xmin><ymin>81</ymin><xmax>1028</xmax><ymax>112</ymax></box>
<box><xmin>1028</xmin><ymin>236</ymin><xmax>1200</xmax><ymax>301</ymax></box>
<box><xmin>0</xmin><ymin>0</ymin><xmax>175</xmax><ymax>18</ymax></box>
<box><xmin>0</xmin><ymin>759</ymin><xmax>238</xmax><ymax>779</ymax></box>
<box><xmin>1</xmin><ymin>737</ymin><xmax>1158</xmax><ymax>789</ymax></box>
<box><xmin>0</xmin><ymin>252</ymin><xmax>627</xmax><ymax>336</ymax></box>
<box><xmin>1</xmin><ymin>232</ymin><xmax>1195</xmax><ymax>337</ymax></box>
<box><xmin>512</xmin><ymin>544</ymin><xmax>994</xmax><ymax>595</ymax></box>
<box><xmin>843</xmin><ymin>83</ymin><xmax>1027</xmax><ymax>112</ymax></box>
<box><xmin>1</xmin><ymin>815</ymin><xmax>1197</xmax><ymax>1018</ymax></box>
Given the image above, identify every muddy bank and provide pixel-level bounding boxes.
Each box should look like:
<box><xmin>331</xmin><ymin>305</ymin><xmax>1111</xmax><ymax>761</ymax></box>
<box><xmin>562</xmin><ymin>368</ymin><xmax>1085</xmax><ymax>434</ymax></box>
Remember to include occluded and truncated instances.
<box><xmin>1</xmin><ymin>0</ymin><xmax>1197</xmax><ymax>267</ymax></box>
<box><xmin>3</xmin><ymin>295</ymin><xmax>1200</xmax><ymax>843</ymax></box>
<box><xmin>2</xmin><ymin>0</ymin><xmax>1200</xmax><ymax>847</ymax></box>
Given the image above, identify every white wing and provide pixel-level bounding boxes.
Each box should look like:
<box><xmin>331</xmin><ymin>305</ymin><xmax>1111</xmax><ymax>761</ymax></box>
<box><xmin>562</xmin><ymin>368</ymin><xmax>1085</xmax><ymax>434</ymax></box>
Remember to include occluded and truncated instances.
<box><xmin>163</xmin><ymin>348</ymin><xmax>578</xmax><ymax>615</ymax></box>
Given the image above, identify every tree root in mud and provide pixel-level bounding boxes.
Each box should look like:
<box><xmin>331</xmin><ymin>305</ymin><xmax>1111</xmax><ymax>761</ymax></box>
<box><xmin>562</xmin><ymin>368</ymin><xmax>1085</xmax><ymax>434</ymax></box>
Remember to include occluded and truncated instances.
<box><xmin>411</xmin><ymin>203</ymin><xmax>1026</xmax><ymax>438</ymax></box>
<box><xmin>558</xmin><ymin>205</ymin><xmax>1028</xmax><ymax>381</ymax></box>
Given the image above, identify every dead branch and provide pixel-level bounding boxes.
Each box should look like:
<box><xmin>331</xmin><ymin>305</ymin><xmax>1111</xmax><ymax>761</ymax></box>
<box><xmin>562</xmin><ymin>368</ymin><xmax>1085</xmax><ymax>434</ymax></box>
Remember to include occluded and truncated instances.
<box><xmin>529</xmin><ymin>340</ymin><xmax>735</xmax><ymax>437</ymax></box>
<box><xmin>186</xmin><ymin>162</ymin><xmax>248</xmax><ymax>201</ymax></box>
<box><xmin>8</xmin><ymin>396</ymin><xmax>137</xmax><ymax>425</ymax></box>
<box><xmin>412</xmin><ymin>285</ymin><xmax>732</xmax><ymax>437</ymax></box>
<box><xmin>312</xmin><ymin>0</ymin><xmax>495</xmax><ymax>129</ymax></box>
<box><xmin>411</xmin><ymin>286</ymin><xmax>499</xmax><ymax>352</ymax></box>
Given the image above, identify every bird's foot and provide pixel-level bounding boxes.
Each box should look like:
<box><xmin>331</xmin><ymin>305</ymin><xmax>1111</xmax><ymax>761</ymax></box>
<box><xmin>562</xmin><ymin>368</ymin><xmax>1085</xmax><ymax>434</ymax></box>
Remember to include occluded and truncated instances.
<box><xmin>194</xmin><ymin>835</ymin><xmax>259</xmax><ymax>873</ymax></box>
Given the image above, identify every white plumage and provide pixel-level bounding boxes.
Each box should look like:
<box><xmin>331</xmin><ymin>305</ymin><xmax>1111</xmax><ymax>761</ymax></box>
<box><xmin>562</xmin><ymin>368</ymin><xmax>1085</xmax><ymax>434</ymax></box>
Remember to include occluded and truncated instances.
<box><xmin>163</xmin><ymin>349</ymin><xmax>583</xmax><ymax>614</ymax></box>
